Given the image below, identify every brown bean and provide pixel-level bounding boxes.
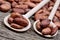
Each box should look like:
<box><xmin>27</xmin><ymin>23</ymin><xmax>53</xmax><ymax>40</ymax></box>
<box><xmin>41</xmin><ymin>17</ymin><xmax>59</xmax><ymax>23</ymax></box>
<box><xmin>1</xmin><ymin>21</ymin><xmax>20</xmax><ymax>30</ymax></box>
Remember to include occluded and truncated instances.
<box><xmin>55</xmin><ymin>11</ymin><xmax>60</xmax><ymax>18</ymax></box>
<box><xmin>34</xmin><ymin>13</ymin><xmax>41</xmax><ymax>20</ymax></box>
<box><xmin>12</xmin><ymin>8</ymin><xmax>25</xmax><ymax>14</ymax></box>
<box><xmin>26</xmin><ymin>0</ymin><xmax>31</xmax><ymax>2</ymax></box>
<box><xmin>36</xmin><ymin>10</ymin><xmax>43</xmax><ymax>14</ymax></box>
<box><xmin>14</xmin><ymin>18</ymin><xmax>28</xmax><ymax>27</ymax></box>
<box><xmin>43</xmin><ymin>10</ymin><xmax>49</xmax><ymax>16</ymax></box>
<box><xmin>18</xmin><ymin>2</ymin><xmax>25</xmax><ymax>5</ymax></box>
<box><xmin>12</xmin><ymin>2</ymin><xmax>18</xmax><ymax>8</ymax></box>
<box><xmin>25</xmin><ymin>9</ymin><xmax>31</xmax><ymax>12</ymax></box>
<box><xmin>0</xmin><ymin>3</ymin><xmax>11</xmax><ymax>12</ymax></box>
<box><xmin>36</xmin><ymin>21</ymin><xmax>41</xmax><ymax>30</ymax></box>
<box><xmin>15</xmin><ymin>0</ymin><xmax>19</xmax><ymax>2</ymax></box>
<box><xmin>11</xmin><ymin>23</ymin><xmax>23</xmax><ymax>29</ymax></box>
<box><xmin>8</xmin><ymin>0</ymin><xmax>14</xmax><ymax>2</ymax></box>
<box><xmin>51</xmin><ymin>0</ymin><xmax>56</xmax><ymax>2</ymax></box>
<box><xmin>53</xmin><ymin>16</ymin><xmax>59</xmax><ymax>22</ymax></box>
<box><xmin>42</xmin><ymin>27</ymin><xmax>51</xmax><ymax>35</ymax></box>
<box><xmin>51</xmin><ymin>27</ymin><xmax>58</xmax><ymax>35</ymax></box>
<box><xmin>19</xmin><ymin>0</ymin><xmax>28</xmax><ymax>2</ymax></box>
<box><xmin>0</xmin><ymin>0</ymin><xmax>4</xmax><ymax>4</ymax></box>
<box><xmin>31</xmin><ymin>0</ymin><xmax>41</xmax><ymax>3</ymax></box>
<box><xmin>35</xmin><ymin>13</ymin><xmax>48</xmax><ymax>20</ymax></box>
<box><xmin>1</xmin><ymin>1</ymin><xmax>11</xmax><ymax>5</ymax></box>
<box><xmin>58</xmin><ymin>6</ymin><xmax>60</xmax><ymax>11</ymax></box>
<box><xmin>34</xmin><ymin>9</ymin><xmax>49</xmax><ymax>20</ymax></box>
<box><xmin>8</xmin><ymin>17</ymin><xmax>14</xmax><ymax>24</ymax></box>
<box><xmin>25</xmin><ymin>2</ymin><xmax>36</xmax><ymax>8</ymax></box>
<box><xmin>10</xmin><ymin>12</ymin><xmax>23</xmax><ymax>18</ymax></box>
<box><xmin>41</xmin><ymin>19</ymin><xmax>50</xmax><ymax>28</ymax></box>
<box><xmin>48</xmin><ymin>1</ymin><xmax>54</xmax><ymax>6</ymax></box>
<box><xmin>15</xmin><ymin>5</ymin><xmax>28</xmax><ymax>9</ymax></box>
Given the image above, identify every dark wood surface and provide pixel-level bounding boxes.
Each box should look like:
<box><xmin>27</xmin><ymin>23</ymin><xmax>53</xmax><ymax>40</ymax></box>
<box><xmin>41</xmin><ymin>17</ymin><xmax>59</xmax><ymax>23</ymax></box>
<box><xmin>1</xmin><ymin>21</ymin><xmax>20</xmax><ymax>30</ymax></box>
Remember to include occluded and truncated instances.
<box><xmin>0</xmin><ymin>12</ymin><xmax>60</xmax><ymax>40</ymax></box>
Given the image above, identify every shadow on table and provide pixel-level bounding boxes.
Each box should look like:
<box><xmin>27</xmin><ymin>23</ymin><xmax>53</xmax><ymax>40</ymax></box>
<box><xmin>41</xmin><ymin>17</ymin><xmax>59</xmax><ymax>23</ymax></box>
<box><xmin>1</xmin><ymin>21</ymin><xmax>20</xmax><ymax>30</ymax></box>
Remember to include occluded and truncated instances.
<box><xmin>33</xmin><ymin>30</ymin><xmax>57</xmax><ymax>39</ymax></box>
<box><xmin>3</xmin><ymin>22</ymin><xmax>29</xmax><ymax>33</ymax></box>
<box><xmin>2</xmin><ymin>22</ymin><xmax>58</xmax><ymax>39</ymax></box>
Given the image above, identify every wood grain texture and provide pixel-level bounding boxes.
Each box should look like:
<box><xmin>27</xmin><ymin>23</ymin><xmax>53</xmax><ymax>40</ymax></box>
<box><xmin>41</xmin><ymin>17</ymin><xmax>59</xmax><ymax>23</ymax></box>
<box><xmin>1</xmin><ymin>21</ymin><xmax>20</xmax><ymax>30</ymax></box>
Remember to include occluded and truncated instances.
<box><xmin>0</xmin><ymin>12</ymin><xmax>60</xmax><ymax>40</ymax></box>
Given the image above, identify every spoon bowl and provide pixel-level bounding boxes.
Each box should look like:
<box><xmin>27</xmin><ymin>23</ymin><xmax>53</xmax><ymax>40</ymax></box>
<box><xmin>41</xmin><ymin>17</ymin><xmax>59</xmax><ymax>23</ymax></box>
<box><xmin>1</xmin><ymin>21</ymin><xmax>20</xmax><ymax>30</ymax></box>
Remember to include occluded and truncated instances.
<box><xmin>33</xmin><ymin>20</ymin><xmax>58</xmax><ymax>37</ymax></box>
<box><xmin>4</xmin><ymin>14</ymin><xmax>31</xmax><ymax>32</ymax></box>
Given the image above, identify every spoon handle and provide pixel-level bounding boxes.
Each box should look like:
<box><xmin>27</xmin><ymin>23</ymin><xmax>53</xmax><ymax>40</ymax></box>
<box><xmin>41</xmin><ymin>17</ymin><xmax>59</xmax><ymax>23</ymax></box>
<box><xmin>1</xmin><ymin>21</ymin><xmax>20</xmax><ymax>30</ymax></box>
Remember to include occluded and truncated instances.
<box><xmin>48</xmin><ymin>0</ymin><xmax>60</xmax><ymax>20</ymax></box>
<box><xmin>24</xmin><ymin>0</ymin><xmax>50</xmax><ymax>18</ymax></box>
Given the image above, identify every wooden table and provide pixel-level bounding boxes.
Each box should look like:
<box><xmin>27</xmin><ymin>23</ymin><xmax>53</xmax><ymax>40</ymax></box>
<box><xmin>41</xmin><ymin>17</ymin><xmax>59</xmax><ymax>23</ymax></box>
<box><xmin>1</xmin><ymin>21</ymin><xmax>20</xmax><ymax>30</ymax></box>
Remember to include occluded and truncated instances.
<box><xmin>0</xmin><ymin>12</ymin><xmax>60</xmax><ymax>40</ymax></box>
